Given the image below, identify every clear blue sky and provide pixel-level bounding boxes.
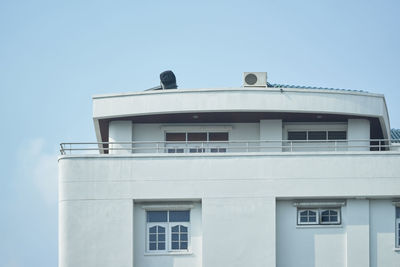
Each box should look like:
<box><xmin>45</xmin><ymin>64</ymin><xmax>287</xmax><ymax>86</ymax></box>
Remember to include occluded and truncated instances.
<box><xmin>1</xmin><ymin>1</ymin><xmax>399</xmax><ymax>266</ymax></box>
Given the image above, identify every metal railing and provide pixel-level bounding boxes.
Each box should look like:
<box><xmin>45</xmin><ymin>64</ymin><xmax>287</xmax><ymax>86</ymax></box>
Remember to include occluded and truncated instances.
<box><xmin>59</xmin><ymin>139</ymin><xmax>400</xmax><ymax>155</ymax></box>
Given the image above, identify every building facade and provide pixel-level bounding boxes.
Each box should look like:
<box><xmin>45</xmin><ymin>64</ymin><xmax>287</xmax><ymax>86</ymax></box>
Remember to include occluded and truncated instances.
<box><xmin>59</xmin><ymin>72</ymin><xmax>400</xmax><ymax>267</ymax></box>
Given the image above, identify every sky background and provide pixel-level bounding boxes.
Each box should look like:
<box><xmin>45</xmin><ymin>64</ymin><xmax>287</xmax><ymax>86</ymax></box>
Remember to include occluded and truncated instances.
<box><xmin>1</xmin><ymin>0</ymin><xmax>400</xmax><ymax>266</ymax></box>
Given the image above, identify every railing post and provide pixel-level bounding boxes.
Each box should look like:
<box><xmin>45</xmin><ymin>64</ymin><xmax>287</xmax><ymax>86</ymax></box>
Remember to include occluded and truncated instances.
<box><xmin>290</xmin><ymin>141</ymin><xmax>293</xmax><ymax>152</ymax></box>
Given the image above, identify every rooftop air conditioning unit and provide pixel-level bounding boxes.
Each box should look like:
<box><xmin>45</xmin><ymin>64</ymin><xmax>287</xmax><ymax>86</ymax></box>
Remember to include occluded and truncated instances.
<box><xmin>243</xmin><ymin>72</ymin><xmax>267</xmax><ymax>87</ymax></box>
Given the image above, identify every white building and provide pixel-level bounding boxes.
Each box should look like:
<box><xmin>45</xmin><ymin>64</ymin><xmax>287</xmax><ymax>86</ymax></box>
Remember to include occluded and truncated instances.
<box><xmin>59</xmin><ymin>72</ymin><xmax>400</xmax><ymax>267</ymax></box>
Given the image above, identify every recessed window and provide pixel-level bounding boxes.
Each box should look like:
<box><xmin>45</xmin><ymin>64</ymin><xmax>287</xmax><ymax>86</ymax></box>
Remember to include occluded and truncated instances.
<box><xmin>308</xmin><ymin>131</ymin><xmax>327</xmax><ymax>140</ymax></box>
<box><xmin>165</xmin><ymin>131</ymin><xmax>229</xmax><ymax>153</ymax></box>
<box><xmin>288</xmin><ymin>131</ymin><xmax>307</xmax><ymax>140</ymax></box>
<box><xmin>328</xmin><ymin>131</ymin><xmax>347</xmax><ymax>140</ymax></box>
<box><xmin>288</xmin><ymin>130</ymin><xmax>347</xmax><ymax>141</ymax></box>
<box><xmin>146</xmin><ymin>210</ymin><xmax>190</xmax><ymax>253</ymax></box>
<box><xmin>297</xmin><ymin>208</ymin><xmax>341</xmax><ymax>225</ymax></box>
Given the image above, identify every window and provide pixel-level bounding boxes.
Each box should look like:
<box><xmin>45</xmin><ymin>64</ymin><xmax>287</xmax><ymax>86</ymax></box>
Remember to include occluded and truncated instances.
<box><xmin>297</xmin><ymin>208</ymin><xmax>341</xmax><ymax>225</ymax></box>
<box><xmin>288</xmin><ymin>130</ymin><xmax>346</xmax><ymax>141</ymax></box>
<box><xmin>165</xmin><ymin>132</ymin><xmax>229</xmax><ymax>153</ymax></box>
<box><xmin>146</xmin><ymin>210</ymin><xmax>190</xmax><ymax>253</ymax></box>
<box><xmin>396</xmin><ymin>207</ymin><xmax>400</xmax><ymax>248</ymax></box>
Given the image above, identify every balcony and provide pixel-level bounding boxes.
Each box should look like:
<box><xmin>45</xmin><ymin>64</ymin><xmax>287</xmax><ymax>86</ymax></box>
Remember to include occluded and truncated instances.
<box><xmin>59</xmin><ymin>139</ymin><xmax>400</xmax><ymax>155</ymax></box>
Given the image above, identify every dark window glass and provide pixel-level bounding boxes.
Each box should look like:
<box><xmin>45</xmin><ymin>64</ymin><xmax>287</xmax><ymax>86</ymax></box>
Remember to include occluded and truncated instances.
<box><xmin>181</xmin><ymin>242</ymin><xmax>188</xmax><ymax>249</ymax></box>
<box><xmin>147</xmin><ymin>211</ymin><xmax>168</xmax><ymax>222</ymax></box>
<box><xmin>288</xmin><ymin>131</ymin><xmax>307</xmax><ymax>140</ymax></box>
<box><xmin>158</xmin><ymin>242</ymin><xmax>165</xmax><ymax>250</ymax></box>
<box><xmin>172</xmin><ymin>234</ymin><xmax>179</xmax><ymax>241</ymax></box>
<box><xmin>172</xmin><ymin>242</ymin><xmax>179</xmax><ymax>249</ymax></box>
<box><xmin>187</xmin><ymin>132</ymin><xmax>207</xmax><ymax>141</ymax></box>
<box><xmin>328</xmin><ymin>131</ymin><xmax>347</xmax><ymax>140</ymax></box>
<box><xmin>149</xmin><ymin>243</ymin><xmax>156</xmax><ymax>250</ymax></box>
<box><xmin>209</xmin><ymin>132</ymin><xmax>229</xmax><ymax>141</ymax></box>
<box><xmin>396</xmin><ymin>207</ymin><xmax>400</xmax><ymax>219</ymax></box>
<box><xmin>149</xmin><ymin>234</ymin><xmax>156</xmax><ymax>241</ymax></box>
<box><xmin>166</xmin><ymin>133</ymin><xmax>186</xmax><ymax>141</ymax></box>
<box><xmin>170</xmin><ymin>211</ymin><xmax>190</xmax><ymax>222</ymax></box>
<box><xmin>308</xmin><ymin>131</ymin><xmax>327</xmax><ymax>140</ymax></box>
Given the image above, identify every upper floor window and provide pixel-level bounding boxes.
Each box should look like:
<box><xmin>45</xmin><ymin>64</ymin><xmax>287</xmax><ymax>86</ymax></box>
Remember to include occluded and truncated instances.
<box><xmin>146</xmin><ymin>210</ymin><xmax>190</xmax><ymax>253</ymax></box>
<box><xmin>165</xmin><ymin>132</ymin><xmax>228</xmax><ymax>153</ymax></box>
<box><xmin>288</xmin><ymin>130</ymin><xmax>347</xmax><ymax>141</ymax></box>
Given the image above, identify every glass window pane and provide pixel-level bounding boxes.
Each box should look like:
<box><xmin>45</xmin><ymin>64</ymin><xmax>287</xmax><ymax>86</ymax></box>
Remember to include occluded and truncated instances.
<box><xmin>176</xmin><ymin>148</ymin><xmax>184</xmax><ymax>153</ymax></box>
<box><xmin>328</xmin><ymin>131</ymin><xmax>347</xmax><ymax>140</ymax></box>
<box><xmin>288</xmin><ymin>131</ymin><xmax>307</xmax><ymax>140</ymax></box>
<box><xmin>149</xmin><ymin>226</ymin><xmax>157</xmax><ymax>233</ymax></box>
<box><xmin>158</xmin><ymin>226</ymin><xmax>165</xmax><ymax>233</ymax></box>
<box><xmin>321</xmin><ymin>210</ymin><xmax>329</xmax><ymax>216</ymax></box>
<box><xmin>149</xmin><ymin>234</ymin><xmax>156</xmax><ymax>241</ymax></box>
<box><xmin>166</xmin><ymin>133</ymin><xmax>186</xmax><ymax>141</ymax></box>
<box><xmin>158</xmin><ymin>233</ymin><xmax>165</xmax><ymax>241</ymax></box>
<box><xmin>158</xmin><ymin>242</ymin><xmax>165</xmax><ymax>250</ymax></box>
<box><xmin>172</xmin><ymin>234</ymin><xmax>179</xmax><ymax>241</ymax></box>
<box><xmin>309</xmin><ymin>211</ymin><xmax>316</xmax><ymax>216</ymax></box>
<box><xmin>396</xmin><ymin>207</ymin><xmax>400</xmax><ymax>219</ymax></box>
<box><xmin>309</xmin><ymin>216</ymin><xmax>316</xmax><ymax>222</ymax></box>
<box><xmin>180</xmin><ymin>225</ymin><xmax>188</xmax><ymax>232</ymax></box>
<box><xmin>147</xmin><ymin>211</ymin><xmax>167</xmax><ymax>222</ymax></box>
<box><xmin>300</xmin><ymin>216</ymin><xmax>307</xmax><ymax>222</ymax></box>
<box><xmin>181</xmin><ymin>242</ymin><xmax>188</xmax><ymax>249</ymax></box>
<box><xmin>172</xmin><ymin>242</ymin><xmax>179</xmax><ymax>249</ymax></box>
<box><xmin>331</xmin><ymin>216</ymin><xmax>338</xmax><ymax>222</ymax></box>
<box><xmin>209</xmin><ymin>132</ymin><xmax>229</xmax><ymax>141</ymax></box>
<box><xmin>149</xmin><ymin>243</ymin><xmax>156</xmax><ymax>250</ymax></box>
<box><xmin>321</xmin><ymin>216</ymin><xmax>329</xmax><ymax>222</ymax></box>
<box><xmin>300</xmin><ymin>210</ymin><xmax>308</xmax><ymax>216</ymax></box>
<box><xmin>188</xmin><ymin>132</ymin><xmax>207</xmax><ymax>141</ymax></box>
<box><xmin>308</xmin><ymin>131</ymin><xmax>327</xmax><ymax>140</ymax></box>
<box><xmin>170</xmin><ymin>211</ymin><xmax>190</xmax><ymax>222</ymax></box>
<box><xmin>181</xmin><ymin>234</ymin><xmax>188</xmax><ymax>241</ymax></box>
<box><xmin>171</xmin><ymin>225</ymin><xmax>179</xmax><ymax>232</ymax></box>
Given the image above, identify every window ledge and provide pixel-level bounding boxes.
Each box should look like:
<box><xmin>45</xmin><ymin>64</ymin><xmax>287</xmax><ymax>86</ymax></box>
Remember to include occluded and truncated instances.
<box><xmin>393</xmin><ymin>248</ymin><xmax>400</xmax><ymax>252</ymax></box>
<box><xmin>144</xmin><ymin>251</ymin><xmax>193</xmax><ymax>256</ymax></box>
<box><xmin>296</xmin><ymin>224</ymin><xmax>343</xmax><ymax>229</ymax></box>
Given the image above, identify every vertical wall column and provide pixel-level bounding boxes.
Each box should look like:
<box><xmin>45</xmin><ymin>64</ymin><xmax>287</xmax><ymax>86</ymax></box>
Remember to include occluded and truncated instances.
<box><xmin>202</xmin><ymin>197</ymin><xmax>276</xmax><ymax>267</ymax></box>
<box><xmin>109</xmin><ymin>121</ymin><xmax>133</xmax><ymax>154</ymax></box>
<box><xmin>346</xmin><ymin>199</ymin><xmax>370</xmax><ymax>267</ymax></box>
<box><xmin>348</xmin><ymin>119</ymin><xmax>370</xmax><ymax>151</ymax></box>
<box><xmin>259</xmin><ymin>120</ymin><xmax>282</xmax><ymax>152</ymax></box>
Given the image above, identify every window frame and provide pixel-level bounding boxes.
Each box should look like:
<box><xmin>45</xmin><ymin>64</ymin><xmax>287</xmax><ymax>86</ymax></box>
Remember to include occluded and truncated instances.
<box><xmin>145</xmin><ymin>209</ymin><xmax>191</xmax><ymax>254</ymax></box>
<box><xmin>396</xmin><ymin>218</ymin><xmax>400</xmax><ymax>248</ymax></box>
<box><xmin>165</xmin><ymin>130</ymin><xmax>229</xmax><ymax>153</ymax></box>
<box><xmin>297</xmin><ymin>208</ymin><xmax>341</xmax><ymax>226</ymax></box>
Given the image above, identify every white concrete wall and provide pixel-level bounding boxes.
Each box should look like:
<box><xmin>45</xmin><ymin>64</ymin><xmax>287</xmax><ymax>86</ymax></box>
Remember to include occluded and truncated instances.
<box><xmin>92</xmin><ymin>88</ymin><xmax>390</xmax><ymax>139</ymax></box>
<box><xmin>276</xmin><ymin>200</ymin><xmax>346</xmax><ymax>267</ymax></box>
<box><xmin>109</xmin><ymin>121</ymin><xmax>133</xmax><ymax>154</ymax></box>
<box><xmin>348</xmin><ymin>119</ymin><xmax>370</xmax><ymax>151</ymax></box>
<box><xmin>203</xmin><ymin>197</ymin><xmax>275</xmax><ymax>267</ymax></box>
<box><xmin>346</xmin><ymin>199</ymin><xmax>370</xmax><ymax>267</ymax></box>
<box><xmin>260</xmin><ymin>120</ymin><xmax>282</xmax><ymax>152</ymax></box>
<box><xmin>59</xmin><ymin>152</ymin><xmax>400</xmax><ymax>267</ymax></box>
<box><xmin>370</xmin><ymin>200</ymin><xmax>400</xmax><ymax>267</ymax></box>
<box><xmin>59</xmin><ymin>199</ymin><xmax>133</xmax><ymax>267</ymax></box>
<box><xmin>133</xmin><ymin>202</ymin><xmax>202</xmax><ymax>267</ymax></box>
